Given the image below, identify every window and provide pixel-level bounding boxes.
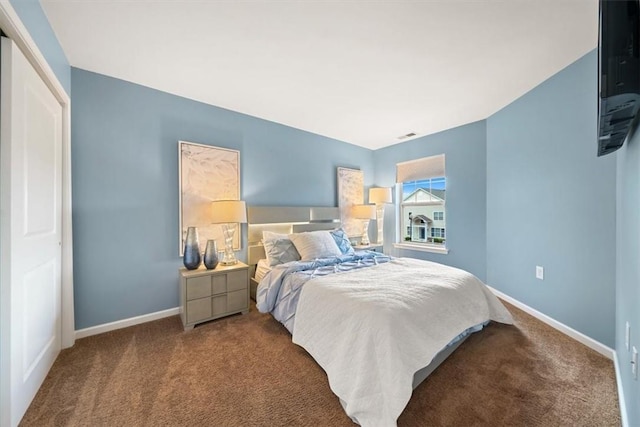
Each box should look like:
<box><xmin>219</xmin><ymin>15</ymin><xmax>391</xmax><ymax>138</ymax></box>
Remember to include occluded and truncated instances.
<box><xmin>396</xmin><ymin>154</ymin><xmax>446</xmax><ymax>250</ymax></box>
<box><xmin>431</xmin><ymin>228</ymin><xmax>445</xmax><ymax>238</ymax></box>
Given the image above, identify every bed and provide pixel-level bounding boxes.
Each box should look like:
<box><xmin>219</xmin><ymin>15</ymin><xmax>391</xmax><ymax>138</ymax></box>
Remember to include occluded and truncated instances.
<box><xmin>247</xmin><ymin>206</ymin><xmax>342</xmax><ymax>300</ymax></box>
<box><xmin>248</xmin><ymin>206</ymin><xmax>513</xmax><ymax>426</ymax></box>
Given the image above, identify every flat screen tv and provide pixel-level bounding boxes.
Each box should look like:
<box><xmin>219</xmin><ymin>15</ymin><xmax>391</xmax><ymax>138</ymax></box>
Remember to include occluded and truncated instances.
<box><xmin>598</xmin><ymin>0</ymin><xmax>640</xmax><ymax>156</ymax></box>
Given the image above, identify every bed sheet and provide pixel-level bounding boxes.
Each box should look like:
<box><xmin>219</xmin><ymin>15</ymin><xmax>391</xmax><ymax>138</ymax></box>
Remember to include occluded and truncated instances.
<box><xmin>254</xmin><ymin>258</ymin><xmax>272</xmax><ymax>283</ymax></box>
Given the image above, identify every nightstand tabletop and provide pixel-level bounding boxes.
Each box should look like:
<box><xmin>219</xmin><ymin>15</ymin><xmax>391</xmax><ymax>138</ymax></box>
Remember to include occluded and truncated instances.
<box><xmin>179</xmin><ymin>261</ymin><xmax>248</xmax><ymax>277</ymax></box>
<box><xmin>353</xmin><ymin>244</ymin><xmax>383</xmax><ymax>253</ymax></box>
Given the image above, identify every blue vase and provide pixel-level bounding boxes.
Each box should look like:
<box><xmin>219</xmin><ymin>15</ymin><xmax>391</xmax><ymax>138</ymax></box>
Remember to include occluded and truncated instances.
<box><xmin>183</xmin><ymin>226</ymin><xmax>201</xmax><ymax>270</ymax></box>
<box><xmin>203</xmin><ymin>240</ymin><xmax>219</xmax><ymax>269</ymax></box>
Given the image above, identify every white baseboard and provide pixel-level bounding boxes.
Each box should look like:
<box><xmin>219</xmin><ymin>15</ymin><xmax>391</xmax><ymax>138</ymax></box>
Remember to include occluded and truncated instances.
<box><xmin>75</xmin><ymin>307</ymin><xmax>180</xmax><ymax>339</ymax></box>
<box><xmin>613</xmin><ymin>352</ymin><xmax>629</xmax><ymax>427</ymax></box>
<box><xmin>486</xmin><ymin>286</ymin><xmax>614</xmax><ymax>360</ymax></box>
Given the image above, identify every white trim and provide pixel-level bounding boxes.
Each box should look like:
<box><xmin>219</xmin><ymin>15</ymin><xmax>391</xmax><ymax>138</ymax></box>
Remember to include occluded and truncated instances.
<box><xmin>396</xmin><ymin>153</ymin><xmax>445</xmax><ymax>182</ymax></box>
<box><xmin>75</xmin><ymin>307</ymin><xmax>180</xmax><ymax>340</ymax></box>
<box><xmin>488</xmin><ymin>286</ymin><xmax>629</xmax><ymax>424</ymax></box>
<box><xmin>393</xmin><ymin>242</ymin><xmax>449</xmax><ymax>254</ymax></box>
<box><xmin>0</xmin><ymin>2</ymin><xmax>67</xmax><ymax>101</ymax></box>
<box><xmin>0</xmin><ymin>1</ymin><xmax>74</xmax><ymax>349</ymax></box>
<box><xmin>61</xmin><ymin>102</ymin><xmax>74</xmax><ymax>349</ymax></box>
<box><xmin>613</xmin><ymin>352</ymin><xmax>629</xmax><ymax>427</ymax></box>
<box><xmin>487</xmin><ymin>286</ymin><xmax>614</xmax><ymax>359</ymax></box>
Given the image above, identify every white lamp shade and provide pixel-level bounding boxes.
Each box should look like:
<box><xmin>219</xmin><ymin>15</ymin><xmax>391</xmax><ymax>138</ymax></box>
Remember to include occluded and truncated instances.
<box><xmin>351</xmin><ymin>204</ymin><xmax>376</xmax><ymax>220</ymax></box>
<box><xmin>369</xmin><ymin>187</ymin><xmax>392</xmax><ymax>204</ymax></box>
<box><xmin>211</xmin><ymin>200</ymin><xmax>247</xmax><ymax>223</ymax></box>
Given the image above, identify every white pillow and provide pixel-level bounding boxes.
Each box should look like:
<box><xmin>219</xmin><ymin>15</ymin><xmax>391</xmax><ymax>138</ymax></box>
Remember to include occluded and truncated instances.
<box><xmin>262</xmin><ymin>231</ymin><xmax>300</xmax><ymax>266</ymax></box>
<box><xmin>289</xmin><ymin>230</ymin><xmax>342</xmax><ymax>261</ymax></box>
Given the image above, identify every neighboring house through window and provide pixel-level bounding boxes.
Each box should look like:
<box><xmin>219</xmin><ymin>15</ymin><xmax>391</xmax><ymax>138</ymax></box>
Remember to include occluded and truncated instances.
<box><xmin>396</xmin><ymin>154</ymin><xmax>446</xmax><ymax>249</ymax></box>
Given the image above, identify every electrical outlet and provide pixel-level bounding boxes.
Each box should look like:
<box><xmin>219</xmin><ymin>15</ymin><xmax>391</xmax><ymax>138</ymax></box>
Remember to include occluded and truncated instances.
<box><xmin>626</xmin><ymin>322</ymin><xmax>631</xmax><ymax>351</ymax></box>
<box><xmin>633</xmin><ymin>347</ymin><xmax>638</xmax><ymax>380</ymax></box>
<box><xmin>535</xmin><ymin>266</ymin><xmax>544</xmax><ymax>280</ymax></box>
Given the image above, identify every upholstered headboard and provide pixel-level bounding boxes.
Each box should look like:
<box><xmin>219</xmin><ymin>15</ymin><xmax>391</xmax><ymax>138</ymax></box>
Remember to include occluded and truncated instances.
<box><xmin>247</xmin><ymin>206</ymin><xmax>341</xmax><ymax>266</ymax></box>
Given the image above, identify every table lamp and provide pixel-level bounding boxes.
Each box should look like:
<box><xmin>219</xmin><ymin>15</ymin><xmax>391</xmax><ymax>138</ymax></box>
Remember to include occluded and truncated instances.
<box><xmin>368</xmin><ymin>187</ymin><xmax>392</xmax><ymax>244</ymax></box>
<box><xmin>211</xmin><ymin>200</ymin><xmax>247</xmax><ymax>265</ymax></box>
<box><xmin>352</xmin><ymin>204</ymin><xmax>376</xmax><ymax>246</ymax></box>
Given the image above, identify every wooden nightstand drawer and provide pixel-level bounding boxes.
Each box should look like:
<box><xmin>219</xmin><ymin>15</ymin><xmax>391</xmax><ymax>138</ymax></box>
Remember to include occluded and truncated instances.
<box><xmin>227</xmin><ymin>289</ymin><xmax>248</xmax><ymax>312</ymax></box>
<box><xmin>212</xmin><ymin>275</ymin><xmax>227</xmax><ymax>295</ymax></box>
<box><xmin>227</xmin><ymin>271</ymin><xmax>248</xmax><ymax>292</ymax></box>
<box><xmin>179</xmin><ymin>262</ymin><xmax>250</xmax><ymax>331</ymax></box>
<box><xmin>187</xmin><ymin>297</ymin><xmax>212</xmax><ymax>323</ymax></box>
<box><xmin>186</xmin><ymin>276</ymin><xmax>212</xmax><ymax>300</ymax></box>
<box><xmin>212</xmin><ymin>294</ymin><xmax>226</xmax><ymax>315</ymax></box>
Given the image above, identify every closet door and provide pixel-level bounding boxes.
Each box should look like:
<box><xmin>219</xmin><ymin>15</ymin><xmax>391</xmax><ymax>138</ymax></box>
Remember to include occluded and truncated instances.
<box><xmin>0</xmin><ymin>36</ymin><xmax>63</xmax><ymax>427</ymax></box>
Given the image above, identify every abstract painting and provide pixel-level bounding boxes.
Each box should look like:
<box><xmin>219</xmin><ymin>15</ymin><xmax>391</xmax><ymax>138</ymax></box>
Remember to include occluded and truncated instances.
<box><xmin>337</xmin><ymin>167</ymin><xmax>364</xmax><ymax>238</ymax></box>
<box><xmin>179</xmin><ymin>141</ymin><xmax>240</xmax><ymax>255</ymax></box>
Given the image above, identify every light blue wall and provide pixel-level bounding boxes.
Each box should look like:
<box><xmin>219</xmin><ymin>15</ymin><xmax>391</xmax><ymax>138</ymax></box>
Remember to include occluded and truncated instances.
<box><xmin>486</xmin><ymin>50</ymin><xmax>616</xmax><ymax>347</ymax></box>
<box><xmin>373</xmin><ymin>121</ymin><xmax>488</xmax><ymax>281</ymax></box>
<box><xmin>7</xmin><ymin>7</ymin><xmax>631</xmax><ymax>415</ymax></box>
<box><xmin>71</xmin><ymin>68</ymin><xmax>374</xmax><ymax>329</ymax></box>
<box><xmin>616</xmin><ymin>125</ymin><xmax>640</xmax><ymax>425</ymax></box>
<box><xmin>8</xmin><ymin>0</ymin><xmax>70</xmax><ymax>95</ymax></box>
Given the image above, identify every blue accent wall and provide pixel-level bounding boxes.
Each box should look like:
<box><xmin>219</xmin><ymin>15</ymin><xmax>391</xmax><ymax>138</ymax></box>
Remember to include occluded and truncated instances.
<box><xmin>71</xmin><ymin>68</ymin><xmax>374</xmax><ymax>329</ymax></box>
<box><xmin>486</xmin><ymin>50</ymin><xmax>616</xmax><ymax>347</ymax></box>
<box><xmin>9</xmin><ymin>0</ymin><xmax>70</xmax><ymax>95</ymax></box>
<box><xmin>373</xmin><ymin>121</ymin><xmax>488</xmax><ymax>281</ymax></box>
<box><xmin>616</xmin><ymin>125</ymin><xmax>640</xmax><ymax>425</ymax></box>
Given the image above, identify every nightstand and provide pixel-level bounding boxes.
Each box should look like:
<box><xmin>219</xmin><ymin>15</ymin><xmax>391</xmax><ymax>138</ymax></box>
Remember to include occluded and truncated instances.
<box><xmin>179</xmin><ymin>262</ymin><xmax>249</xmax><ymax>331</ymax></box>
<box><xmin>353</xmin><ymin>244</ymin><xmax>384</xmax><ymax>253</ymax></box>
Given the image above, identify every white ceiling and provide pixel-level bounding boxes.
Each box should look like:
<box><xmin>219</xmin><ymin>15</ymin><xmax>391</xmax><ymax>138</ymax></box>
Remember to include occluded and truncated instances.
<box><xmin>41</xmin><ymin>0</ymin><xmax>598</xmax><ymax>150</ymax></box>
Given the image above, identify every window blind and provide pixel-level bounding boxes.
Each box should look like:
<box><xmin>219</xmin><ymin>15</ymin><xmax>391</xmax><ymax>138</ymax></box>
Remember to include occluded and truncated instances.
<box><xmin>396</xmin><ymin>154</ymin><xmax>445</xmax><ymax>183</ymax></box>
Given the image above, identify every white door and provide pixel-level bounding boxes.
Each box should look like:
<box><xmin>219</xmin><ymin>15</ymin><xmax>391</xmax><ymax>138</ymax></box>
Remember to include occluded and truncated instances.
<box><xmin>0</xmin><ymin>36</ymin><xmax>63</xmax><ymax>427</ymax></box>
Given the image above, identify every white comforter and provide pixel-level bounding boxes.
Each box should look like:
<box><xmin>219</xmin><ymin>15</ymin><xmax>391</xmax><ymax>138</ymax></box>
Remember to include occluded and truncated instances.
<box><xmin>291</xmin><ymin>257</ymin><xmax>513</xmax><ymax>427</ymax></box>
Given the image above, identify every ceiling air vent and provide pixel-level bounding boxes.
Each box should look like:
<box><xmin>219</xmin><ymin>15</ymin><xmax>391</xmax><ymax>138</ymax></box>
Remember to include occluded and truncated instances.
<box><xmin>397</xmin><ymin>132</ymin><xmax>417</xmax><ymax>140</ymax></box>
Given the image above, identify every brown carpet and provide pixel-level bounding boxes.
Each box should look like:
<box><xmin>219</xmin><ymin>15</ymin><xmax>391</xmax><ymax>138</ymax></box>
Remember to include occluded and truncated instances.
<box><xmin>21</xmin><ymin>301</ymin><xmax>620</xmax><ymax>426</ymax></box>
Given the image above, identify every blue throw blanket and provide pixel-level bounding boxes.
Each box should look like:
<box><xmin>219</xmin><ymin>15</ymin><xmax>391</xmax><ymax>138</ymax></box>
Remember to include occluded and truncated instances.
<box><xmin>256</xmin><ymin>251</ymin><xmax>392</xmax><ymax>333</ymax></box>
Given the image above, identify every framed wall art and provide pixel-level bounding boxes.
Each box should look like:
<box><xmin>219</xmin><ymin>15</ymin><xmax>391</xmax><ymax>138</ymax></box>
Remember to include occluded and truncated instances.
<box><xmin>337</xmin><ymin>167</ymin><xmax>364</xmax><ymax>238</ymax></box>
<box><xmin>178</xmin><ymin>141</ymin><xmax>240</xmax><ymax>255</ymax></box>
